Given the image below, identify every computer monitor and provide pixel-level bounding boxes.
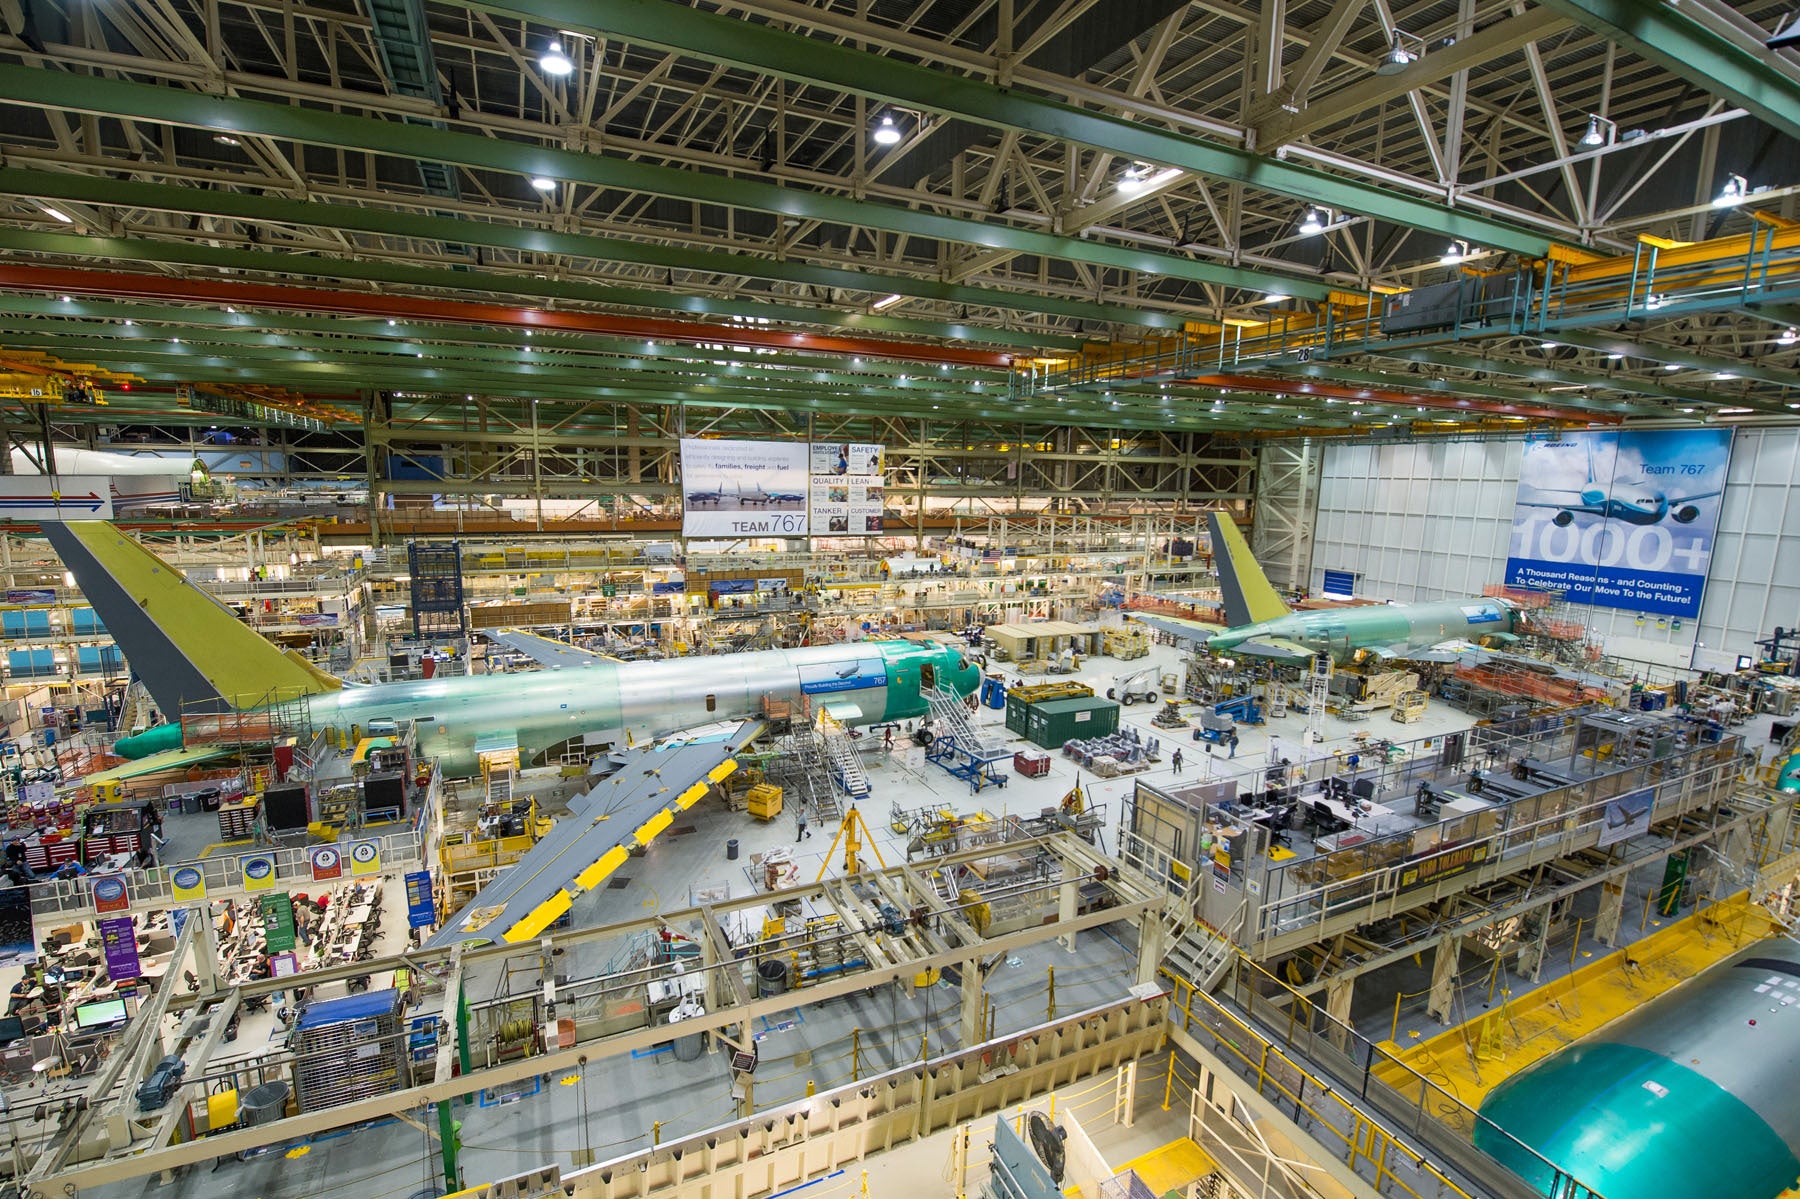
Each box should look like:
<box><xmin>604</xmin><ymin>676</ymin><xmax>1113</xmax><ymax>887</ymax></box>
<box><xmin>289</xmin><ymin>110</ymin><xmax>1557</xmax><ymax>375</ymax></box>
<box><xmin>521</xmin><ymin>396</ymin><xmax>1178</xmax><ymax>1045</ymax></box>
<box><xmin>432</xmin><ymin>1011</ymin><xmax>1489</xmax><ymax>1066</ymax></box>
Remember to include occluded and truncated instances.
<box><xmin>73</xmin><ymin>998</ymin><xmax>128</xmax><ymax>1029</ymax></box>
<box><xmin>0</xmin><ymin>1015</ymin><xmax>23</xmax><ymax>1043</ymax></box>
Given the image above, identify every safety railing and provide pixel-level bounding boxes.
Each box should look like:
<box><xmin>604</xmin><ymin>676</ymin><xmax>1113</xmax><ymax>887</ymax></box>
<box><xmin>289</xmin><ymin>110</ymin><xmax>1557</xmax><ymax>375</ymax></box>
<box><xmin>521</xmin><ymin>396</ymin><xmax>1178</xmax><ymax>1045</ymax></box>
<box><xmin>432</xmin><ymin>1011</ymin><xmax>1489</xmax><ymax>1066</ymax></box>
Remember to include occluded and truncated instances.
<box><xmin>25</xmin><ymin>824</ymin><xmax>426</xmax><ymax>919</ymax></box>
<box><xmin>1251</xmin><ymin>740</ymin><xmax>1746</xmax><ymax>953</ymax></box>
<box><xmin>1164</xmin><ymin>964</ymin><xmax>1603</xmax><ymax>1199</ymax></box>
<box><xmin>1014</xmin><ymin>218</ymin><xmax>1800</xmax><ymax>397</ymax></box>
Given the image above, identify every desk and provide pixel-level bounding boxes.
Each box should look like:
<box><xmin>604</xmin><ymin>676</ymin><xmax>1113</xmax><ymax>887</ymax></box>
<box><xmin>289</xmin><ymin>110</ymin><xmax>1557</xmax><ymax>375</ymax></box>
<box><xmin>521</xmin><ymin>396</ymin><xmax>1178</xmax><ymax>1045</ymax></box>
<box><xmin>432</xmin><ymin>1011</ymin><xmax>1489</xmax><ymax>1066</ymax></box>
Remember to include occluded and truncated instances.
<box><xmin>1314</xmin><ymin>795</ymin><xmax>1393</xmax><ymax>825</ymax></box>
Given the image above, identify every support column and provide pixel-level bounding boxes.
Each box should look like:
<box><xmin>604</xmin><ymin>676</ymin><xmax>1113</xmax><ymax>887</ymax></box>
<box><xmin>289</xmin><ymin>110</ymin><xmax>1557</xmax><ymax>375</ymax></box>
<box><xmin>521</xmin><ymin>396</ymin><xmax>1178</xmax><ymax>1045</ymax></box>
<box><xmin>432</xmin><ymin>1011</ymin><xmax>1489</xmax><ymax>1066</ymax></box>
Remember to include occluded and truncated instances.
<box><xmin>1425</xmin><ymin>934</ymin><xmax>1460</xmax><ymax>1025</ymax></box>
<box><xmin>1058</xmin><ymin>877</ymin><xmax>1078</xmax><ymax>952</ymax></box>
<box><xmin>1517</xmin><ymin>911</ymin><xmax>1552</xmax><ymax>982</ymax></box>
<box><xmin>1595</xmin><ymin>879</ymin><xmax>1626</xmax><ymax>947</ymax></box>
<box><xmin>1135</xmin><ymin>916</ymin><xmax>1167</xmax><ymax>986</ymax></box>
<box><xmin>1325</xmin><ymin>975</ymin><xmax>1354</xmax><ymax>1053</ymax></box>
<box><xmin>193</xmin><ymin>911</ymin><xmax>220</xmax><ymax>993</ymax></box>
<box><xmin>959</xmin><ymin>967</ymin><xmax>985</xmax><ymax>1047</ymax></box>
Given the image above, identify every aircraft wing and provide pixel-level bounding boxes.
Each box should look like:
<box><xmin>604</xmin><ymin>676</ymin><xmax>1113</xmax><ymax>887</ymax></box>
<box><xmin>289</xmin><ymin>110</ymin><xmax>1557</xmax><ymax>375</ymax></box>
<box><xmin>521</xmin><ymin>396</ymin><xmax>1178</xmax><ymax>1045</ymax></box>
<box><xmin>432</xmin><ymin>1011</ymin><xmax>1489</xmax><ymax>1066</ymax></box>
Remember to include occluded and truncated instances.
<box><xmin>1127</xmin><ymin>614</ymin><xmax>1226</xmax><ymax>645</ymax></box>
<box><xmin>1668</xmin><ymin>490</ymin><xmax>1721</xmax><ymax>505</ymax></box>
<box><xmin>428</xmin><ymin>720</ymin><xmax>762</xmax><ymax>947</ymax></box>
<box><xmin>487</xmin><ymin>629</ymin><xmax>607</xmax><ymax>669</ymax></box>
<box><xmin>1233</xmin><ymin>637</ymin><xmax>1315</xmax><ymax>663</ymax></box>
<box><xmin>1514</xmin><ymin>500</ymin><xmax>1592</xmax><ymax>512</ymax></box>
<box><xmin>1403</xmin><ymin>639</ymin><xmax>1491</xmax><ymax>664</ymax></box>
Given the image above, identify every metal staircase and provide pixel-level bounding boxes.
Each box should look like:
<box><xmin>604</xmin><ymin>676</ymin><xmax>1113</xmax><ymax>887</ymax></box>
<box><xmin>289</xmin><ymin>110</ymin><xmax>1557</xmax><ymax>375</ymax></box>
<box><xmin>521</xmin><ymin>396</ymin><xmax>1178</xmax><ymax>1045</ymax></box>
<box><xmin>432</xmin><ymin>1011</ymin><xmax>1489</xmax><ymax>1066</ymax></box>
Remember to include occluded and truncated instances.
<box><xmin>923</xmin><ymin>685</ymin><xmax>1006</xmax><ymax>757</ymax></box>
<box><xmin>819</xmin><ymin>711</ymin><xmax>872</xmax><ymax>804</ymax></box>
<box><xmin>921</xmin><ymin>685</ymin><xmax>1012</xmax><ymax>791</ymax></box>
<box><xmin>1164</xmin><ymin>922</ymin><xmax>1238</xmax><ymax>993</ymax></box>
<box><xmin>766</xmin><ymin>726</ymin><xmax>842</xmax><ymax>822</ymax></box>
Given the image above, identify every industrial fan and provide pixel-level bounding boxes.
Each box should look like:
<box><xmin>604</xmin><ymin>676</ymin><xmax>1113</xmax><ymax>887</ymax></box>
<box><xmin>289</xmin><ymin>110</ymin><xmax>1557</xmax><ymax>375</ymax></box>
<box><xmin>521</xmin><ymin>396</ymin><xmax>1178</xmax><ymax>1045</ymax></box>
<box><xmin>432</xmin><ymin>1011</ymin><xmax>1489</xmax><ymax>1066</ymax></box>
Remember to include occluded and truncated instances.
<box><xmin>1025</xmin><ymin>1112</ymin><xmax>1067</xmax><ymax>1184</ymax></box>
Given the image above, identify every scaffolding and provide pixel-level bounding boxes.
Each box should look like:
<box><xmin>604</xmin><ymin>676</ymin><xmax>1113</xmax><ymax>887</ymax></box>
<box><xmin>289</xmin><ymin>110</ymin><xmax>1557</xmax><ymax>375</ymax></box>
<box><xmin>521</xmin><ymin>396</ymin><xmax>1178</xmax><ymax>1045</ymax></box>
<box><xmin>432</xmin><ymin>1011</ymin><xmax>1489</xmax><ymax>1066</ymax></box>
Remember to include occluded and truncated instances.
<box><xmin>407</xmin><ymin>539</ymin><xmax>466</xmax><ymax>641</ymax></box>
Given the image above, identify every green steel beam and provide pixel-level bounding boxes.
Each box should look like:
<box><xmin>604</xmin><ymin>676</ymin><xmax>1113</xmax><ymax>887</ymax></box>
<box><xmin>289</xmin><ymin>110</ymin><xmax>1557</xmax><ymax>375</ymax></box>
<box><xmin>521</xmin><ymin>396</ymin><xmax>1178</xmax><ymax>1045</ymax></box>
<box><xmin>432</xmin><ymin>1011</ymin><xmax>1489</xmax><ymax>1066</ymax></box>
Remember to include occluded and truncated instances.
<box><xmin>0</xmin><ymin>296</ymin><xmax>1014</xmax><ymax>383</ymax></box>
<box><xmin>0</xmin><ymin>168</ymin><xmax>1187</xmax><ymax>332</ymax></box>
<box><xmin>36</xmin><ymin>355</ymin><xmax>1245</xmax><ymax>431</ymax></box>
<box><xmin>1536</xmin><ymin>0</ymin><xmax>1800</xmax><ymax>142</ymax></box>
<box><xmin>460</xmin><ymin>0</ymin><xmax>1557</xmax><ymax>258</ymax></box>
<box><xmin>1550</xmin><ymin>329</ymin><xmax>1798</xmax><ymax>398</ymax></box>
<box><xmin>0</xmin><ymin>228</ymin><xmax>1081</xmax><ymax>353</ymax></box>
<box><xmin>0</xmin><ymin>326</ymin><xmax>1043</xmax><ymax>415</ymax></box>
<box><xmin>1366</xmin><ymin>347</ymin><xmax>1753</xmax><ymax>412</ymax></box>
<box><xmin>1257</xmin><ymin>361</ymin><xmax>1644</xmax><ymax>417</ymax></box>
<box><xmin>0</xmin><ymin>65</ymin><xmax>1336</xmax><ymax>302</ymax></box>
<box><xmin>0</xmin><ymin>335</ymin><xmax>1148</xmax><ymax>425</ymax></box>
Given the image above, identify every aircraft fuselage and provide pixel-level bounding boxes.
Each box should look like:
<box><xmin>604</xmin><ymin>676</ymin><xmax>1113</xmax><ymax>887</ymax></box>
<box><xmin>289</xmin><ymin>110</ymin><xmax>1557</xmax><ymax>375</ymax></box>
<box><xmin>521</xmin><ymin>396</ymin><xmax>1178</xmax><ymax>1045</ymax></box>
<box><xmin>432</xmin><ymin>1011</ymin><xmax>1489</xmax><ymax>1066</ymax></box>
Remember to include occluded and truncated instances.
<box><xmin>1209</xmin><ymin>598</ymin><xmax>1518</xmax><ymax>664</ymax></box>
<box><xmin>297</xmin><ymin>639</ymin><xmax>977</xmax><ymax>776</ymax></box>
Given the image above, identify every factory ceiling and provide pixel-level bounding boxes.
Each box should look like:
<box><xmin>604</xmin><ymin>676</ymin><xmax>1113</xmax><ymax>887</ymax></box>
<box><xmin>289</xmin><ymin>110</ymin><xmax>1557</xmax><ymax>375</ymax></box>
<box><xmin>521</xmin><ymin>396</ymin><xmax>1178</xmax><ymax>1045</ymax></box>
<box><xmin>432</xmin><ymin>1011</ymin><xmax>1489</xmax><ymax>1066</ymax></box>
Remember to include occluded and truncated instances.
<box><xmin>0</xmin><ymin>0</ymin><xmax>1794</xmax><ymax>435</ymax></box>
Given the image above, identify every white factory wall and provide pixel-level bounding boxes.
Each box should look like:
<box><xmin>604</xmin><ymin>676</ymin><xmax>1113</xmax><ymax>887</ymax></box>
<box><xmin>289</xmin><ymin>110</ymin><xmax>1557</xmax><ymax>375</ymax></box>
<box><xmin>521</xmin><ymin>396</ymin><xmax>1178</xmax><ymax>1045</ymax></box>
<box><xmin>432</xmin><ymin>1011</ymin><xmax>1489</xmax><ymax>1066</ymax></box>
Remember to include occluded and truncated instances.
<box><xmin>1311</xmin><ymin>430</ymin><xmax>1800</xmax><ymax>672</ymax></box>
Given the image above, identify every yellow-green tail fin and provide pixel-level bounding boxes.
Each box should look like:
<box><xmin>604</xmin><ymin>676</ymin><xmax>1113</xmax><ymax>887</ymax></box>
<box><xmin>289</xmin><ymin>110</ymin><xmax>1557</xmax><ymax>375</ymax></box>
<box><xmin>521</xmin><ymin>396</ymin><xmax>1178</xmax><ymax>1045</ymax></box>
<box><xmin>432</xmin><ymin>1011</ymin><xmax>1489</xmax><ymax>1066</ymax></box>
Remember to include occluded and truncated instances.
<box><xmin>41</xmin><ymin>521</ymin><xmax>341</xmax><ymax>715</ymax></box>
<box><xmin>1208</xmin><ymin>511</ymin><xmax>1291</xmax><ymax>627</ymax></box>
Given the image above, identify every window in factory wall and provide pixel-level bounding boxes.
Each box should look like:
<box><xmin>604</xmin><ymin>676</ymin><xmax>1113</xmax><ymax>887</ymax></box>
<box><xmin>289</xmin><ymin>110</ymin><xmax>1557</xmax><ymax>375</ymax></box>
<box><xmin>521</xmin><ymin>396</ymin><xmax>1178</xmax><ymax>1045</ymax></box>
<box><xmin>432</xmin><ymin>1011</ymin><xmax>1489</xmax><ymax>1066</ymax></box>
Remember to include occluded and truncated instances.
<box><xmin>706</xmin><ymin>694</ymin><xmax>716</xmax><ymax>712</ymax></box>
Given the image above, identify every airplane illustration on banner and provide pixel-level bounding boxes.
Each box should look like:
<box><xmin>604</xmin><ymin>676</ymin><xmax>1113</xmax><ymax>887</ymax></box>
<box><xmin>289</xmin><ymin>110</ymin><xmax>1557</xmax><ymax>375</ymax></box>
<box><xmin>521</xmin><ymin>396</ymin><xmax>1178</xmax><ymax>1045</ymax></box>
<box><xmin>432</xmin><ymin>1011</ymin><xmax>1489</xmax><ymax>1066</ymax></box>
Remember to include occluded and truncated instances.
<box><xmin>1516</xmin><ymin>439</ymin><xmax>1719</xmax><ymax>527</ymax></box>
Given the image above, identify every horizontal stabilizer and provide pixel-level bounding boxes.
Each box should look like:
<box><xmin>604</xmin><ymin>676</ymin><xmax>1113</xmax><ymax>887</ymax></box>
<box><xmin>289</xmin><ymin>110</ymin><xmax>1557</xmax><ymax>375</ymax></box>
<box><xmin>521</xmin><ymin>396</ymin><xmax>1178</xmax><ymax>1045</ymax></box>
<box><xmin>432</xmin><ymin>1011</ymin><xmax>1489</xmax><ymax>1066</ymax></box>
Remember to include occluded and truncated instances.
<box><xmin>486</xmin><ymin>628</ymin><xmax>607</xmax><ymax>669</ymax></box>
<box><xmin>1233</xmin><ymin>637</ymin><xmax>1315</xmax><ymax>663</ymax></box>
<box><xmin>1127</xmin><ymin>614</ymin><xmax>1226</xmax><ymax>644</ymax></box>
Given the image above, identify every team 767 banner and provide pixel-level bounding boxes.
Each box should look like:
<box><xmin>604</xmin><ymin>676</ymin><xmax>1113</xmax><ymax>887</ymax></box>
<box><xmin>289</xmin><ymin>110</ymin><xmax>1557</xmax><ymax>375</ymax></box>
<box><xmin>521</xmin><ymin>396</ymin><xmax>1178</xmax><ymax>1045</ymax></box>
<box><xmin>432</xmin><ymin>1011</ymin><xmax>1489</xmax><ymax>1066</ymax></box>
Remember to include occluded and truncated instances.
<box><xmin>1504</xmin><ymin>428</ymin><xmax>1733</xmax><ymax>619</ymax></box>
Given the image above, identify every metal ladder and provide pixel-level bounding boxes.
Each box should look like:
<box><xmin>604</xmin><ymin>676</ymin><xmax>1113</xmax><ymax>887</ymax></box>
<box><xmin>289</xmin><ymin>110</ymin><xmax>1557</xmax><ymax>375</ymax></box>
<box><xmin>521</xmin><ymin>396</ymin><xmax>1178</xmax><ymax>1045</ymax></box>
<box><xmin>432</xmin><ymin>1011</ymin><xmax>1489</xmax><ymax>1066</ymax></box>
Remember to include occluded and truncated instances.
<box><xmin>486</xmin><ymin>767</ymin><xmax>514</xmax><ymax>809</ymax></box>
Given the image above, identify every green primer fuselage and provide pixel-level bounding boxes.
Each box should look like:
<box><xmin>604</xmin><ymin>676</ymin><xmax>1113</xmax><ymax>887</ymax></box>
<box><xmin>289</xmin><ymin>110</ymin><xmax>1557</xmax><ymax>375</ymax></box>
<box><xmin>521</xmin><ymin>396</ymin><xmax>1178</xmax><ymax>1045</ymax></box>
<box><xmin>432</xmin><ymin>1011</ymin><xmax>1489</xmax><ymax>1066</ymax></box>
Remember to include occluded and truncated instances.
<box><xmin>116</xmin><ymin>640</ymin><xmax>979</xmax><ymax>777</ymax></box>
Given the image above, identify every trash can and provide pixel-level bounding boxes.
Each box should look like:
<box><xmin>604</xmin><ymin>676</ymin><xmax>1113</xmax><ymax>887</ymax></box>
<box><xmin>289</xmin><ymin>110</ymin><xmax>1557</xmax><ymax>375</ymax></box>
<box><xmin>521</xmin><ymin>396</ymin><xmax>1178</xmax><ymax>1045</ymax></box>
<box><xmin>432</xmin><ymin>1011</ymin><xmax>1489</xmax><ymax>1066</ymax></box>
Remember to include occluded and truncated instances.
<box><xmin>726</xmin><ymin>838</ymin><xmax>740</xmax><ymax>861</ymax></box>
<box><xmin>238</xmin><ymin>1080</ymin><xmax>290</xmax><ymax>1126</ymax></box>
<box><xmin>757</xmin><ymin>959</ymin><xmax>788</xmax><ymax>998</ymax></box>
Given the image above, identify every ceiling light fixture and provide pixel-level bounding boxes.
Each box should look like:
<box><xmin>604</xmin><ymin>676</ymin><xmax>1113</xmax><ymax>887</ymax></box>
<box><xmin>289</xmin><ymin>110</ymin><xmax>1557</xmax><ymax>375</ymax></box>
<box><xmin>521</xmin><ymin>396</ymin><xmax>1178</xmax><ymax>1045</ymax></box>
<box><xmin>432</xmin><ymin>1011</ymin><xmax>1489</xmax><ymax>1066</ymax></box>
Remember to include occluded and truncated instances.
<box><xmin>539</xmin><ymin>41</ymin><xmax>574</xmax><ymax>77</ymax></box>
<box><xmin>1718</xmin><ymin>407</ymin><xmax>1754</xmax><ymax>415</ymax></box>
<box><xmin>1440</xmin><ymin>240</ymin><xmax>1470</xmax><ymax>266</ymax></box>
<box><xmin>1606</xmin><ymin>353</ymin><xmax>1623</xmax><ymax>361</ymax></box>
<box><xmin>872</xmin><ymin>114</ymin><xmax>902</xmax><ymax>146</ymax></box>
<box><xmin>871</xmin><ymin>293</ymin><xmax>904</xmax><ymax>311</ymax></box>
<box><xmin>530</xmin><ymin>176</ymin><xmax>556</xmax><ymax>192</ymax></box>
<box><xmin>1780</xmin><ymin>328</ymin><xmax>1798</xmax><ymax>346</ymax></box>
<box><xmin>213</xmin><ymin>134</ymin><xmax>241</xmax><ymax>147</ymax></box>
<box><xmin>1116</xmin><ymin>164</ymin><xmax>1151</xmax><ymax>196</ymax></box>
<box><xmin>1716</xmin><ymin>372</ymin><xmax>1738</xmax><ymax>380</ymax></box>
<box><xmin>1540</xmin><ymin>341</ymin><xmax>1559</xmax><ymax>350</ymax></box>
<box><xmin>1258</xmin><ymin>293</ymin><xmax>1290</xmax><ymax>305</ymax></box>
<box><xmin>1298</xmin><ymin>209</ymin><xmax>1325</xmax><ymax>236</ymax></box>
<box><xmin>41</xmin><ymin>205</ymin><xmax>72</xmax><ymax>224</ymax></box>
<box><xmin>1664</xmin><ymin>362</ymin><xmax>1683</xmax><ymax>371</ymax></box>
<box><xmin>1713</xmin><ymin>174</ymin><xmax>1747</xmax><ymax>208</ymax></box>
<box><xmin>1376</xmin><ymin>31</ymin><xmax>1418</xmax><ymax>75</ymax></box>
<box><xmin>1579</xmin><ymin>113</ymin><xmax>1616</xmax><ymax>147</ymax></box>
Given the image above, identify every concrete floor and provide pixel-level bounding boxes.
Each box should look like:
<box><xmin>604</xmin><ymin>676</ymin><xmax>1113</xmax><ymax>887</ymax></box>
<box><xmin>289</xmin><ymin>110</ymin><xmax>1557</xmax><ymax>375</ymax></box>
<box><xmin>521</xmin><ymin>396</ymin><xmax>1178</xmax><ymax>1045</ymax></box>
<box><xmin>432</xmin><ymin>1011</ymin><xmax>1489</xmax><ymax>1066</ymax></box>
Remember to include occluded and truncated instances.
<box><xmin>42</xmin><ymin>641</ymin><xmax>1798</xmax><ymax>1199</ymax></box>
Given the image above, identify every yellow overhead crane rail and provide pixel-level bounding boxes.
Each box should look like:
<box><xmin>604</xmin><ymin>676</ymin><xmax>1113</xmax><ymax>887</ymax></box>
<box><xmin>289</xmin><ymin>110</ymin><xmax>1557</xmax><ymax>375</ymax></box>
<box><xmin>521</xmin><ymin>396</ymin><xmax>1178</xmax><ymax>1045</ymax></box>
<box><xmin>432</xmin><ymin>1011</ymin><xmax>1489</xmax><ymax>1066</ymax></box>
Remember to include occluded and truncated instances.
<box><xmin>1030</xmin><ymin>218</ymin><xmax>1800</xmax><ymax>389</ymax></box>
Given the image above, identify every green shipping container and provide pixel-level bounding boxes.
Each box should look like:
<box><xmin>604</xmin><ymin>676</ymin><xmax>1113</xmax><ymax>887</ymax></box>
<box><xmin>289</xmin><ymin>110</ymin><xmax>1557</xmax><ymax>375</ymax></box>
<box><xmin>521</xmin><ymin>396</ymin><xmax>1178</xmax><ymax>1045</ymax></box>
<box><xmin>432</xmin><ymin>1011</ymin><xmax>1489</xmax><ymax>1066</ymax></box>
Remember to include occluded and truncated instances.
<box><xmin>1022</xmin><ymin>696</ymin><xmax>1120</xmax><ymax>749</ymax></box>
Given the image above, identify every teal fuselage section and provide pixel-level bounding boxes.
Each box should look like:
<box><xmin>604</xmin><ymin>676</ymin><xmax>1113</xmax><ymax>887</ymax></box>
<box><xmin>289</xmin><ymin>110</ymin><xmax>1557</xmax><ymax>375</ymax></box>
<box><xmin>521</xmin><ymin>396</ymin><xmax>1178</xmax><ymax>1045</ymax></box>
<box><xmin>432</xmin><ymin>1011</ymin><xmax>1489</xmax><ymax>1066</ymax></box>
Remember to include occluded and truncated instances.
<box><xmin>1208</xmin><ymin>597</ymin><xmax>1516</xmax><ymax>663</ymax></box>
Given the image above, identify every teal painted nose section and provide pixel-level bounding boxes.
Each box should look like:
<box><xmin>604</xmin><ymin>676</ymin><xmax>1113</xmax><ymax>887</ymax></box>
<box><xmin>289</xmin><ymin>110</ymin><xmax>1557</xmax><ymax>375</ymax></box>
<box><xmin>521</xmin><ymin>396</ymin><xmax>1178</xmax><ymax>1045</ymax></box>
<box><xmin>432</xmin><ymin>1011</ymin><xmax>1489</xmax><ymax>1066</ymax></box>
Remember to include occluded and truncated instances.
<box><xmin>114</xmin><ymin>722</ymin><xmax>184</xmax><ymax>760</ymax></box>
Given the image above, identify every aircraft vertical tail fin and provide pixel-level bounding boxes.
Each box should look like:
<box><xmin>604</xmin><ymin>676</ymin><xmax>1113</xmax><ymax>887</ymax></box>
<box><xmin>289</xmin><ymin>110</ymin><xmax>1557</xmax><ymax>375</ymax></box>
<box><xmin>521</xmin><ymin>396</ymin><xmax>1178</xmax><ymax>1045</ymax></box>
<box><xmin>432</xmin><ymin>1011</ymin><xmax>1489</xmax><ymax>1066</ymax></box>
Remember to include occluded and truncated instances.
<box><xmin>1207</xmin><ymin>511</ymin><xmax>1292</xmax><ymax>628</ymax></box>
<box><xmin>41</xmin><ymin>521</ymin><xmax>342</xmax><ymax>717</ymax></box>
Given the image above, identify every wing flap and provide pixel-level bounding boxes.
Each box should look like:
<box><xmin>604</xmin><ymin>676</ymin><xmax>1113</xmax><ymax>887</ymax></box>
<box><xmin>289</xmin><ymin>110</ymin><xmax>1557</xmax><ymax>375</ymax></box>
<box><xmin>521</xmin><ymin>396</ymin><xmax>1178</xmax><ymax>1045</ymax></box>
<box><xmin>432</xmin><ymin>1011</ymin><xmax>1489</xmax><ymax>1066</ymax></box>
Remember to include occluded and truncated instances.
<box><xmin>428</xmin><ymin>721</ymin><xmax>759</xmax><ymax>947</ymax></box>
